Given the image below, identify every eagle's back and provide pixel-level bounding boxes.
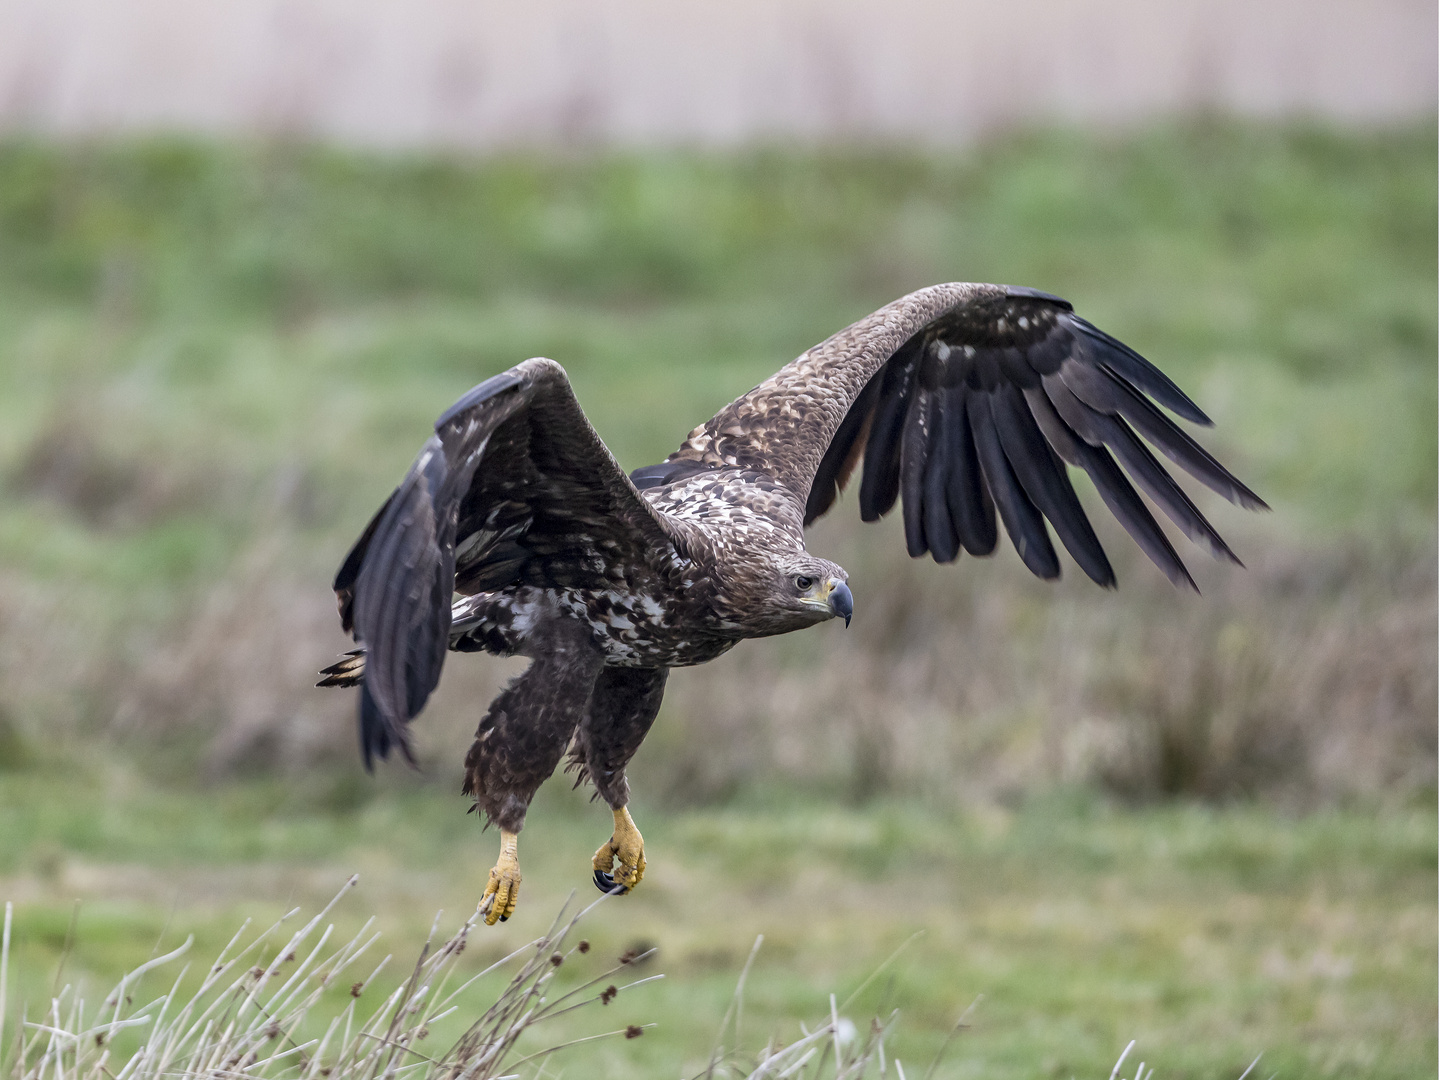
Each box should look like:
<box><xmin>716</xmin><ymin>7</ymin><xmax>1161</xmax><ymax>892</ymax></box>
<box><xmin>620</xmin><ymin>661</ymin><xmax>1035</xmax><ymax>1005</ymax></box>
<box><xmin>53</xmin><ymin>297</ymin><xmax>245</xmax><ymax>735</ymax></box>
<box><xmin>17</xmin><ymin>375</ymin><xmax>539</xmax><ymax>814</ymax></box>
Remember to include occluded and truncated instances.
<box><xmin>444</xmin><ymin>467</ymin><xmax>798</xmax><ymax>668</ymax></box>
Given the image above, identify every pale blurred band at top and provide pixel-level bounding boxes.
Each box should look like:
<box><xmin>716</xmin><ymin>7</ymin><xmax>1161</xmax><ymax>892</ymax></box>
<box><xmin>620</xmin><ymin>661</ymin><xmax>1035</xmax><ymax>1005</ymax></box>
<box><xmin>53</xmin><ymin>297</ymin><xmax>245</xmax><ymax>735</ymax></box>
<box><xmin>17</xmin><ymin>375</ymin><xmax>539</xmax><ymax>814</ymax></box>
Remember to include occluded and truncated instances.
<box><xmin>0</xmin><ymin>0</ymin><xmax>1433</xmax><ymax>148</ymax></box>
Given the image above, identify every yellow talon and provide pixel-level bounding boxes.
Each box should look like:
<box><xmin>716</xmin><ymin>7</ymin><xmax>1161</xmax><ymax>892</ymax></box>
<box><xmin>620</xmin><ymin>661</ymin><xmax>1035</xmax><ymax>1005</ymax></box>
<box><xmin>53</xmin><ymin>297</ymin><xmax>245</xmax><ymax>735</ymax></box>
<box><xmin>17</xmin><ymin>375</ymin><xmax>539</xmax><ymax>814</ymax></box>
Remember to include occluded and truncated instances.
<box><xmin>592</xmin><ymin>807</ymin><xmax>646</xmax><ymax>894</ymax></box>
<box><xmin>480</xmin><ymin>830</ymin><xmax>522</xmax><ymax>925</ymax></box>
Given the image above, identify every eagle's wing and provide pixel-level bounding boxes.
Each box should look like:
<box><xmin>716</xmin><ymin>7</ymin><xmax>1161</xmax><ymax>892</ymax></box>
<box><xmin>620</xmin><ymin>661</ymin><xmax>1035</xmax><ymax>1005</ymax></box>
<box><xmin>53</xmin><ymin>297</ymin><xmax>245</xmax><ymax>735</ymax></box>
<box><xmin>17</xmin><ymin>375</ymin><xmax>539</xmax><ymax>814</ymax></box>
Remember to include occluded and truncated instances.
<box><xmin>662</xmin><ymin>283</ymin><xmax>1265</xmax><ymax>588</ymax></box>
<box><xmin>332</xmin><ymin>357</ymin><xmax>686</xmax><ymax>768</ymax></box>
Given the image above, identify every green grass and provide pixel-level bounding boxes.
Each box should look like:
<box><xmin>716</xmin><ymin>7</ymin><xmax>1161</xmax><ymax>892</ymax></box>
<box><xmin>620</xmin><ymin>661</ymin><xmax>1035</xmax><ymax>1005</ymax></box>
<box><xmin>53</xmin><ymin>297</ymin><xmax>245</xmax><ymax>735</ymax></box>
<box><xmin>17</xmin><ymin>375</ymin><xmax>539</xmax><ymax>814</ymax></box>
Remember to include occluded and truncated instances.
<box><xmin>0</xmin><ymin>121</ymin><xmax>1435</xmax><ymax>1076</ymax></box>
<box><xmin>3</xmin><ymin>763</ymin><xmax>1435</xmax><ymax>1078</ymax></box>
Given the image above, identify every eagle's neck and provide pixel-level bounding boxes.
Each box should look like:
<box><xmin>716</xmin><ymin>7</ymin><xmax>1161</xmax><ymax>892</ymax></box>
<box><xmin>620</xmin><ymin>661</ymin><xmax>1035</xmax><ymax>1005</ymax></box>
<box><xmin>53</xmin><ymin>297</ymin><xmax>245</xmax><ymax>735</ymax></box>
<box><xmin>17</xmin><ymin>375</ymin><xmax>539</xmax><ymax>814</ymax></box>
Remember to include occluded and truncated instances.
<box><xmin>642</xmin><ymin>466</ymin><xmax>811</xmax><ymax>638</ymax></box>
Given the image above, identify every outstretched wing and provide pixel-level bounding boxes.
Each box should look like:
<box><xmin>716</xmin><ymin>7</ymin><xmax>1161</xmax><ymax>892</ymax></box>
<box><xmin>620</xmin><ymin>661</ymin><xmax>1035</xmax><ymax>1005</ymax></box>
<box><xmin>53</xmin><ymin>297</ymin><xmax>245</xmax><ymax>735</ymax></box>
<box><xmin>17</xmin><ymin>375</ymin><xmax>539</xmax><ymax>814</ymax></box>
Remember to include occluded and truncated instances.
<box><xmin>331</xmin><ymin>357</ymin><xmax>685</xmax><ymax>769</ymax></box>
<box><xmin>662</xmin><ymin>283</ymin><xmax>1265</xmax><ymax>588</ymax></box>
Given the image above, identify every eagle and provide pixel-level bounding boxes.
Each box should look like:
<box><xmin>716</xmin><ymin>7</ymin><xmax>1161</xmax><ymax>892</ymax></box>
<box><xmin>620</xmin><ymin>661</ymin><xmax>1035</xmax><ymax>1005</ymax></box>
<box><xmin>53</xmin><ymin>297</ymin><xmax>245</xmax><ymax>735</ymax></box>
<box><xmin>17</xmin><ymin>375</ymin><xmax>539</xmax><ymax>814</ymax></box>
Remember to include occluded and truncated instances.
<box><xmin>319</xmin><ymin>283</ymin><xmax>1264</xmax><ymax>924</ymax></box>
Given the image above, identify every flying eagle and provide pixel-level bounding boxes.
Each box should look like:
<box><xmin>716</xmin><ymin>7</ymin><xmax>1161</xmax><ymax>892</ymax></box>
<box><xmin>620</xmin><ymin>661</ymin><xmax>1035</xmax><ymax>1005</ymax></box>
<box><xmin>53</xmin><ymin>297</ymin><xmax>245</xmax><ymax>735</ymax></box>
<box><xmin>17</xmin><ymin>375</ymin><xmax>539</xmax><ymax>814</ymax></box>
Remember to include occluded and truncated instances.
<box><xmin>319</xmin><ymin>283</ymin><xmax>1264</xmax><ymax>924</ymax></box>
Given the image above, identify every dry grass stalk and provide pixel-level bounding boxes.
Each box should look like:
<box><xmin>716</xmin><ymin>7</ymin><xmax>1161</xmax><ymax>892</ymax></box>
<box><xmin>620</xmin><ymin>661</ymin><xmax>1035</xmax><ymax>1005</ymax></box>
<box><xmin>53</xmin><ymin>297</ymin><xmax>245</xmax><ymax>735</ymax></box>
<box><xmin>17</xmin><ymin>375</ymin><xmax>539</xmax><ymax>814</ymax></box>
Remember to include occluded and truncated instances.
<box><xmin>0</xmin><ymin>890</ymin><xmax>1269</xmax><ymax>1080</ymax></box>
<box><xmin>694</xmin><ymin>935</ymin><xmax>899</xmax><ymax>1080</ymax></box>
<box><xmin>696</xmin><ymin>998</ymin><xmax>895</xmax><ymax>1080</ymax></box>
<box><xmin>0</xmin><ymin>880</ymin><xmax>661</xmax><ymax>1080</ymax></box>
<box><xmin>0</xmin><ymin>887</ymin><xmax>928</xmax><ymax>1080</ymax></box>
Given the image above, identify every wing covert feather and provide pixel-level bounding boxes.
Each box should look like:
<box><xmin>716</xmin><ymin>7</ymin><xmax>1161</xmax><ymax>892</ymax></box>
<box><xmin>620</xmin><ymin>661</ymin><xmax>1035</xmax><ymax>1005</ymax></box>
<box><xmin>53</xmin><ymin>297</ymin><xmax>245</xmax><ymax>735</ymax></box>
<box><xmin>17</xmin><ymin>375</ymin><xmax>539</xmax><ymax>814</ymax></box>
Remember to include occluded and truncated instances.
<box><xmin>670</xmin><ymin>283</ymin><xmax>991</xmax><ymax>507</ymax></box>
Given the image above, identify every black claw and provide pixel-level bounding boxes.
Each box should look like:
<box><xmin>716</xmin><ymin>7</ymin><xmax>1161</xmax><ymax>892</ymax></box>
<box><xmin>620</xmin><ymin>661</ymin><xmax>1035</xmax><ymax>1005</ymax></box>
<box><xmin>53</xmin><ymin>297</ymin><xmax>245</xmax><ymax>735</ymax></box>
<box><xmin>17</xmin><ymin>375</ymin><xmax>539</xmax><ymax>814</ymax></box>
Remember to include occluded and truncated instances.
<box><xmin>593</xmin><ymin>869</ymin><xmax>627</xmax><ymax>895</ymax></box>
<box><xmin>498</xmin><ymin>913</ymin><xmax>508</xmax><ymax>922</ymax></box>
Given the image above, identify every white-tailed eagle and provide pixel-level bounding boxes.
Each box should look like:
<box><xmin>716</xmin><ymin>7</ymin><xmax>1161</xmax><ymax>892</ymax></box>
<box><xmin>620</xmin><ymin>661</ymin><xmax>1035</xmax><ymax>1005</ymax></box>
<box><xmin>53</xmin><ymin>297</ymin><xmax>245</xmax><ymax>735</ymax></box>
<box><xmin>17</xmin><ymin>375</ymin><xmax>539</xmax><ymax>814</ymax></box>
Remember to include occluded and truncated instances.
<box><xmin>319</xmin><ymin>283</ymin><xmax>1264</xmax><ymax>923</ymax></box>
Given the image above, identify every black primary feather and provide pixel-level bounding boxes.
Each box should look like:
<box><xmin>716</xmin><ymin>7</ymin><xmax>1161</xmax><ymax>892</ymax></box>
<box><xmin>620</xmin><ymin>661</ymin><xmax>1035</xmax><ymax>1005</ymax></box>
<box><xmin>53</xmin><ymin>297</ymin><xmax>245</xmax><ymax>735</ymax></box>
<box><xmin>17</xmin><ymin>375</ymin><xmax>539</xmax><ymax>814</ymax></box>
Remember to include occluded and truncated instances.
<box><xmin>857</xmin><ymin>353</ymin><xmax>918</xmax><ymax>521</ymax></box>
<box><xmin>805</xmin><ymin>367</ymin><xmax>883</xmax><ymax>525</ymax></box>
<box><xmin>899</xmin><ymin>390</ymin><xmax>935</xmax><ymax>557</ymax></box>
<box><xmin>333</xmin><ymin>488</ymin><xmax>397</xmax><ymax>635</ymax></box>
<box><xmin>1057</xmin><ymin>359</ymin><xmax>1266</xmax><ymax>511</ymax></box>
<box><xmin>1070</xmin><ymin>317</ymin><xmax>1211</xmax><ymax>425</ymax></box>
<box><xmin>943</xmin><ymin>387</ymin><xmax>997</xmax><ymax>556</ymax></box>
<box><xmin>1042</xmin><ymin>374</ymin><xmax>1240</xmax><ymax>565</ymax></box>
<box><xmin>359</xmin><ymin>682</ymin><xmax>399</xmax><ymax>772</ymax></box>
<box><xmin>1022</xmin><ymin>384</ymin><xmax>1196</xmax><ymax>590</ymax></box>
<box><xmin>921</xmin><ymin>396</ymin><xmax>961</xmax><ymax>563</ymax></box>
<box><xmin>989</xmin><ymin>383</ymin><xmax>1114</xmax><ymax>587</ymax></box>
<box><xmin>967</xmin><ymin>391</ymin><xmax>1060</xmax><ymax>579</ymax></box>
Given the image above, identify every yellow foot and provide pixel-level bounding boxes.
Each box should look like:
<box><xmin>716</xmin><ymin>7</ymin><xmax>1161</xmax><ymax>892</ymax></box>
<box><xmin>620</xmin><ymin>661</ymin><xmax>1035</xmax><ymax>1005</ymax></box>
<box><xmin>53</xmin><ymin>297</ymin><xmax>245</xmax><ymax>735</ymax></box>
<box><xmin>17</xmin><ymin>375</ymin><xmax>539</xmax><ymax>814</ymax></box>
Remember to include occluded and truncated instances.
<box><xmin>480</xmin><ymin>830</ymin><xmax>521</xmax><ymax>925</ymax></box>
<box><xmin>592</xmin><ymin>807</ymin><xmax>646</xmax><ymax>895</ymax></box>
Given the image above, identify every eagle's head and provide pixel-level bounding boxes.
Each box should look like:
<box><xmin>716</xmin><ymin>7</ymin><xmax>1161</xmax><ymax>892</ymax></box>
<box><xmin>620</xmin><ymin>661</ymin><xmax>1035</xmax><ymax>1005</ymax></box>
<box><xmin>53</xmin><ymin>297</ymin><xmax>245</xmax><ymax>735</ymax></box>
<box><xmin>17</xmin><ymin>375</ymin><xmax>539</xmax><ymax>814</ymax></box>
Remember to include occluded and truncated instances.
<box><xmin>717</xmin><ymin>551</ymin><xmax>852</xmax><ymax>638</ymax></box>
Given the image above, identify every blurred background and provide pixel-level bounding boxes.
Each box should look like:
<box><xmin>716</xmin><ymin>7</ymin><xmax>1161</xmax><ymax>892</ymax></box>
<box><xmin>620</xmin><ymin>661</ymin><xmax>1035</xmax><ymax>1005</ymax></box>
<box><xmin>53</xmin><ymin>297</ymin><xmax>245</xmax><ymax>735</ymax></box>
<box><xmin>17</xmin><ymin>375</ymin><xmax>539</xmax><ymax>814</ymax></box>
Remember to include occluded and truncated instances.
<box><xmin>0</xmin><ymin>2</ymin><xmax>1435</xmax><ymax>1077</ymax></box>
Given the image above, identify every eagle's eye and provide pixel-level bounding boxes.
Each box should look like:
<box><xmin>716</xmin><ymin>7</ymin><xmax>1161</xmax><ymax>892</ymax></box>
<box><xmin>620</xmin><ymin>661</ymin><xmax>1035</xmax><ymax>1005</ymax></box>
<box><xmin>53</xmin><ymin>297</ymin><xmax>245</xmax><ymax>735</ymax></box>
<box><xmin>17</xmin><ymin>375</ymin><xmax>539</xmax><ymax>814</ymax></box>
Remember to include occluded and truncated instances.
<box><xmin>795</xmin><ymin>575</ymin><xmax>814</xmax><ymax>591</ymax></box>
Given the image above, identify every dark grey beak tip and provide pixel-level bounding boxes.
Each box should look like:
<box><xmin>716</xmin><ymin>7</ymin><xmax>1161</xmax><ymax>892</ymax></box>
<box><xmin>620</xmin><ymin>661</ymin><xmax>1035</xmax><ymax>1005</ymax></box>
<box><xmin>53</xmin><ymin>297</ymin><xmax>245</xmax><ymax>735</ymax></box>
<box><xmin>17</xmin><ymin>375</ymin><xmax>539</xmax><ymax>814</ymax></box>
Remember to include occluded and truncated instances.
<box><xmin>829</xmin><ymin>582</ymin><xmax>854</xmax><ymax>627</ymax></box>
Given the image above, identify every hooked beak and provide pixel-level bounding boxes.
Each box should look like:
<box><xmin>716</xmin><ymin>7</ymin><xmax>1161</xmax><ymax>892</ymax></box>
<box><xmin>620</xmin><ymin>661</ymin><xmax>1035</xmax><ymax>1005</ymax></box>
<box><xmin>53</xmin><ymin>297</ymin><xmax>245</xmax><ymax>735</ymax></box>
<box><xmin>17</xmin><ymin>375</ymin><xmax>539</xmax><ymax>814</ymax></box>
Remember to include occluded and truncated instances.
<box><xmin>827</xmin><ymin>580</ymin><xmax>853</xmax><ymax>627</ymax></box>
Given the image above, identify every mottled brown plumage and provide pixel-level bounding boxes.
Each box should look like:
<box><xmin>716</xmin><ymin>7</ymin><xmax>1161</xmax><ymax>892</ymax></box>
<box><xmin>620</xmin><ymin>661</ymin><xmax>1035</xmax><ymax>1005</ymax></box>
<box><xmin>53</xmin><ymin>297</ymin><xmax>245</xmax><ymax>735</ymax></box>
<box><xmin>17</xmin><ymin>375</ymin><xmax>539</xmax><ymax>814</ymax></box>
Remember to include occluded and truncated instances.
<box><xmin>319</xmin><ymin>282</ymin><xmax>1265</xmax><ymax>918</ymax></box>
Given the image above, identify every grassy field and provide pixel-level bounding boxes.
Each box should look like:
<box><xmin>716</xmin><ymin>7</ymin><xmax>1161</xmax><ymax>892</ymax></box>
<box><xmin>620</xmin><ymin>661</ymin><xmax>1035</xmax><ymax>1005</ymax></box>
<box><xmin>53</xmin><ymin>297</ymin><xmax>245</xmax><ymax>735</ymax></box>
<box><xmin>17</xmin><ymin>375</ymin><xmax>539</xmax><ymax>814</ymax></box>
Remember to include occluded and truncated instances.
<box><xmin>0</xmin><ymin>121</ymin><xmax>1435</xmax><ymax>1077</ymax></box>
<box><xmin>4</xmin><ymin>769</ymin><xmax>1435</xmax><ymax>1078</ymax></box>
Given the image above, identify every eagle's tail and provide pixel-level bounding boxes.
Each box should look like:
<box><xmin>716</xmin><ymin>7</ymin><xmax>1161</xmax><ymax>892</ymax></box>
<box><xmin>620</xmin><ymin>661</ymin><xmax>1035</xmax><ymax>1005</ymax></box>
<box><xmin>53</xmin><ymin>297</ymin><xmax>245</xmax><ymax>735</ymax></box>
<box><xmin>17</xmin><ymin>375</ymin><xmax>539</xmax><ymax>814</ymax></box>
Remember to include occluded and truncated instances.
<box><xmin>317</xmin><ymin>649</ymin><xmax>366</xmax><ymax>687</ymax></box>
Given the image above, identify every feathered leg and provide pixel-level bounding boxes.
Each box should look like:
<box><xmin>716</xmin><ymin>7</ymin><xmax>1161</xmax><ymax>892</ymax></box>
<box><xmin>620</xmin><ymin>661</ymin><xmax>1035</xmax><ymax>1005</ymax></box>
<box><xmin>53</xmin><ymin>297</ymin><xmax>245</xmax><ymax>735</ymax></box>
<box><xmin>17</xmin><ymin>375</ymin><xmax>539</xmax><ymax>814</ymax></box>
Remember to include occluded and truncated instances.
<box><xmin>568</xmin><ymin>667</ymin><xmax>669</xmax><ymax>894</ymax></box>
<box><xmin>464</xmin><ymin>619</ymin><xmax>605</xmax><ymax>924</ymax></box>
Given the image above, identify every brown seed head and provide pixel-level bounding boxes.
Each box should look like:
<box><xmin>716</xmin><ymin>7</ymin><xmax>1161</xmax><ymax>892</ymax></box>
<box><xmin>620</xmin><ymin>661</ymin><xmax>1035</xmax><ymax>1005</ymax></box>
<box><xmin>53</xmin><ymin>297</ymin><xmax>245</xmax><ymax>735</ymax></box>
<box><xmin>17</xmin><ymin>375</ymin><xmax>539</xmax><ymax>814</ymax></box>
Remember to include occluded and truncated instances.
<box><xmin>578</xmin><ymin>940</ymin><xmax>590</xmax><ymax>953</ymax></box>
<box><xmin>550</xmin><ymin>952</ymin><xmax>563</xmax><ymax>967</ymax></box>
<box><xmin>625</xmin><ymin>1025</ymin><xmax>643</xmax><ymax>1039</ymax></box>
<box><xmin>350</xmin><ymin>982</ymin><xmax>364</xmax><ymax>998</ymax></box>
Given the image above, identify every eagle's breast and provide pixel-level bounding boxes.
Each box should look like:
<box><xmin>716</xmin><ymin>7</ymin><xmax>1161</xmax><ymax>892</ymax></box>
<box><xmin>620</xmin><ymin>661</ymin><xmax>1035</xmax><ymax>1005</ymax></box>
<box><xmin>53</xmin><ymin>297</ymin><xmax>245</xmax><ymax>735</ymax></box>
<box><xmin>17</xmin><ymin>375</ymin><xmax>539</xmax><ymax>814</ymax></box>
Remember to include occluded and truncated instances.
<box><xmin>560</xmin><ymin>582</ymin><xmax>739</xmax><ymax>667</ymax></box>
